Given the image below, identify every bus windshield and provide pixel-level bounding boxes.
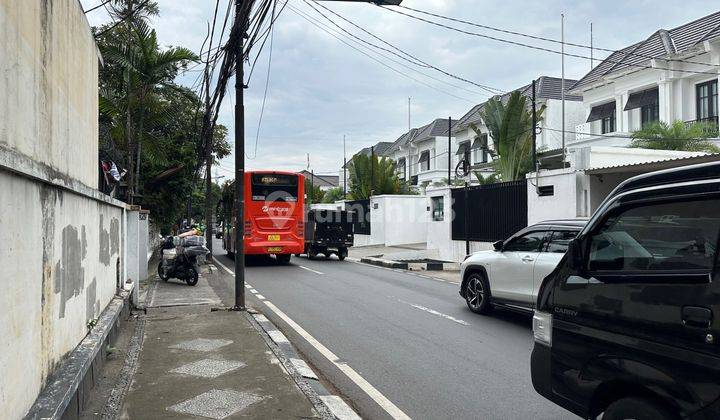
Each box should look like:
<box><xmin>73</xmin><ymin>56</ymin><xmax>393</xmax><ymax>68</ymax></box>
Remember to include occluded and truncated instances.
<box><xmin>250</xmin><ymin>174</ymin><xmax>298</xmax><ymax>202</ymax></box>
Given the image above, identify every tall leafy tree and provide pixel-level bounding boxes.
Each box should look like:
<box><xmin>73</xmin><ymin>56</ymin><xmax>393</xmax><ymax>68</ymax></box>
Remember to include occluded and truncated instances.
<box><xmin>304</xmin><ymin>179</ymin><xmax>325</xmax><ymax>205</ymax></box>
<box><xmin>322</xmin><ymin>187</ymin><xmax>345</xmax><ymax>203</ymax></box>
<box><xmin>631</xmin><ymin>121</ymin><xmax>720</xmax><ymax>153</ymax></box>
<box><xmin>347</xmin><ymin>153</ymin><xmax>407</xmax><ymax>199</ymax></box>
<box><xmin>473</xmin><ymin>91</ymin><xmax>545</xmax><ymax>182</ymax></box>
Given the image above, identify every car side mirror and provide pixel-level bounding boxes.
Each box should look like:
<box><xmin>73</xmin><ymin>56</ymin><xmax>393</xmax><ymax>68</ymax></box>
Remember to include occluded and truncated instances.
<box><xmin>566</xmin><ymin>238</ymin><xmax>584</xmax><ymax>270</ymax></box>
<box><xmin>492</xmin><ymin>240</ymin><xmax>503</xmax><ymax>251</ymax></box>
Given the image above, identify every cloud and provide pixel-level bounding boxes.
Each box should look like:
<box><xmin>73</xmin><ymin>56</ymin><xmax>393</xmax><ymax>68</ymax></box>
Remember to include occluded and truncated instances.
<box><xmin>82</xmin><ymin>0</ymin><xmax>720</xmax><ymax>177</ymax></box>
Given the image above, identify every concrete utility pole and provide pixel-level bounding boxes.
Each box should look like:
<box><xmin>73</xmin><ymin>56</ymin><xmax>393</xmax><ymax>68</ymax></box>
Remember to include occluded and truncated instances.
<box><xmin>447</xmin><ymin>116</ymin><xmax>451</xmax><ymax>183</ymax></box>
<box><xmin>561</xmin><ymin>13</ymin><xmax>566</xmax><ymax>165</ymax></box>
<box><xmin>233</xmin><ymin>0</ymin><xmax>250</xmax><ymax>311</ymax></box>
<box><xmin>370</xmin><ymin>145</ymin><xmax>375</xmax><ymax>196</ymax></box>
<box><xmin>343</xmin><ymin>135</ymin><xmax>347</xmax><ymax>198</ymax></box>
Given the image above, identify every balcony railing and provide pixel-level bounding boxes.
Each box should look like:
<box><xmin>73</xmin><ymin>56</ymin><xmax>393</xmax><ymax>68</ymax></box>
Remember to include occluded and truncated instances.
<box><xmin>684</xmin><ymin>116</ymin><xmax>719</xmax><ymax>132</ymax></box>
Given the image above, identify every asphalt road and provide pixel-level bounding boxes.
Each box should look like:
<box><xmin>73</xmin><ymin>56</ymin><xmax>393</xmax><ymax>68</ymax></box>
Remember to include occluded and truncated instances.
<box><xmin>207</xmin><ymin>239</ymin><xmax>577</xmax><ymax>420</ymax></box>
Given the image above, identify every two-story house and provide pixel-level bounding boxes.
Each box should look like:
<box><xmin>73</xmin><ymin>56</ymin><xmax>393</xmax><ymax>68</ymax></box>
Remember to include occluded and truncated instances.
<box><xmin>452</xmin><ymin>76</ymin><xmax>585</xmax><ymax>177</ymax></box>
<box><xmin>385</xmin><ymin>118</ymin><xmax>456</xmax><ymax>186</ymax></box>
<box><xmin>571</xmin><ymin>11</ymin><xmax>720</xmax><ymax>148</ymax></box>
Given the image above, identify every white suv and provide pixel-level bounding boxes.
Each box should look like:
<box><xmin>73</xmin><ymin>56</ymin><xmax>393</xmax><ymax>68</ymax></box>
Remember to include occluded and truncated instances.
<box><xmin>459</xmin><ymin>219</ymin><xmax>586</xmax><ymax>315</ymax></box>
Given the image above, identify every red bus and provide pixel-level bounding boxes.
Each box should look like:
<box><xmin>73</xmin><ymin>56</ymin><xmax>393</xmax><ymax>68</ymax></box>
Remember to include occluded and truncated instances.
<box><xmin>222</xmin><ymin>171</ymin><xmax>305</xmax><ymax>263</ymax></box>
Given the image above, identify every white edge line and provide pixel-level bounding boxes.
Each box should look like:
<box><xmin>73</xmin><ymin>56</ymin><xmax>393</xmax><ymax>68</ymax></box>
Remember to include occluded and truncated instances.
<box><xmin>256</xmin><ymin>294</ymin><xmax>266</xmax><ymax>300</ymax></box>
<box><xmin>298</xmin><ymin>265</ymin><xmax>324</xmax><ymax>275</ymax></box>
<box><xmin>262</xmin><ymin>300</ymin><xmax>410</xmax><ymax>420</ymax></box>
<box><xmin>213</xmin><ymin>258</ymin><xmax>234</xmax><ymax>275</ymax></box>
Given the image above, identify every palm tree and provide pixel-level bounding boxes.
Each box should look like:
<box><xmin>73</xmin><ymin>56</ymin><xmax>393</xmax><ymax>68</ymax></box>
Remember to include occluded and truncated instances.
<box><xmin>347</xmin><ymin>153</ymin><xmax>403</xmax><ymax>199</ymax></box>
<box><xmin>99</xmin><ymin>19</ymin><xmax>197</xmax><ymax>201</ymax></box>
<box><xmin>472</xmin><ymin>91</ymin><xmax>545</xmax><ymax>182</ymax></box>
<box><xmin>631</xmin><ymin>121</ymin><xmax>720</xmax><ymax>153</ymax></box>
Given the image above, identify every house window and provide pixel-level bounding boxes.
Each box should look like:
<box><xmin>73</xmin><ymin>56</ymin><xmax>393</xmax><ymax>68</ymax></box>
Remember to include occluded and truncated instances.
<box><xmin>419</xmin><ymin>150</ymin><xmax>430</xmax><ymax>172</ymax></box>
<box><xmin>641</xmin><ymin>102</ymin><xmax>659</xmax><ymax>127</ymax></box>
<box><xmin>697</xmin><ymin>79</ymin><xmax>718</xmax><ymax>122</ymax></box>
<box><xmin>431</xmin><ymin>196</ymin><xmax>444</xmax><ymax>221</ymax></box>
<box><xmin>471</xmin><ymin>134</ymin><xmax>489</xmax><ymax>163</ymax></box>
<box><xmin>396</xmin><ymin>158</ymin><xmax>406</xmax><ymax>180</ymax></box>
<box><xmin>601</xmin><ymin>114</ymin><xmax>615</xmax><ymax>134</ymax></box>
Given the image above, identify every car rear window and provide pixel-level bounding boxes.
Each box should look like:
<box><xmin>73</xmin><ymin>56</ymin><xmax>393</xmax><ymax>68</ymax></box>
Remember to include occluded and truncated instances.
<box><xmin>588</xmin><ymin>199</ymin><xmax>720</xmax><ymax>273</ymax></box>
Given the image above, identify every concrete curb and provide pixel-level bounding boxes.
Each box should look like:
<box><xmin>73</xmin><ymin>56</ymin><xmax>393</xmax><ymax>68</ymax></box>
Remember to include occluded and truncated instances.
<box><xmin>24</xmin><ymin>291</ymin><xmax>132</xmax><ymax>420</ymax></box>
<box><xmin>248</xmin><ymin>311</ymin><xmax>360</xmax><ymax>420</ymax></box>
<box><xmin>360</xmin><ymin>256</ymin><xmax>459</xmax><ymax>271</ymax></box>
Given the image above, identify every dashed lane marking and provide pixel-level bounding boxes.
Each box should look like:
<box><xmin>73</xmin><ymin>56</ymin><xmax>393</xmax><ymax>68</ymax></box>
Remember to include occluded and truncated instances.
<box><xmin>255</xmin><ymin>294</ymin><xmax>266</xmax><ymax>300</ymax></box>
<box><xmin>298</xmin><ymin>265</ymin><xmax>324</xmax><ymax>275</ymax></box>
<box><xmin>261</xmin><ymin>300</ymin><xmax>410</xmax><ymax>420</ymax></box>
<box><xmin>398</xmin><ymin>299</ymin><xmax>470</xmax><ymax>326</ymax></box>
<box><xmin>250</xmin><ymin>289</ymin><xmax>258</xmax><ymax>294</ymax></box>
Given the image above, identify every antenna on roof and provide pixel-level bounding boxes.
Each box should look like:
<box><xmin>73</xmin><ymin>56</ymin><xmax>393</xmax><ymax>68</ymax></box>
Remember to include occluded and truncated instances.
<box><xmin>590</xmin><ymin>22</ymin><xmax>594</xmax><ymax>69</ymax></box>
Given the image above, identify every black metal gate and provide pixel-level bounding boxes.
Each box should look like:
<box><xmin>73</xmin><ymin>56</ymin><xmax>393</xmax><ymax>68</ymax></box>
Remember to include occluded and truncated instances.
<box><xmin>344</xmin><ymin>199</ymin><xmax>371</xmax><ymax>235</ymax></box>
<box><xmin>451</xmin><ymin>180</ymin><xmax>527</xmax><ymax>242</ymax></box>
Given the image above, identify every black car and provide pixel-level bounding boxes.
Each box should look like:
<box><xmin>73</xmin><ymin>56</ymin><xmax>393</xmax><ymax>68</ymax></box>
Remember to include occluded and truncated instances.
<box><xmin>531</xmin><ymin>161</ymin><xmax>720</xmax><ymax>420</ymax></box>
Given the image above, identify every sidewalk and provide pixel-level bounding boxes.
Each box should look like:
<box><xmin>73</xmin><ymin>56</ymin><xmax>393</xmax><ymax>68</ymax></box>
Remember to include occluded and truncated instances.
<box><xmin>117</xmin><ymin>268</ymin><xmax>322</xmax><ymax>419</ymax></box>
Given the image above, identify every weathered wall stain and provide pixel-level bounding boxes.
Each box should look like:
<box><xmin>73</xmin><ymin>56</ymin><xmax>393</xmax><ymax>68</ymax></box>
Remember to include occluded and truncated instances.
<box><xmin>54</xmin><ymin>225</ymin><xmax>85</xmax><ymax>318</ymax></box>
<box><xmin>39</xmin><ymin>185</ymin><xmax>59</xmax><ymax>380</ymax></box>
<box><xmin>99</xmin><ymin>214</ymin><xmax>110</xmax><ymax>266</ymax></box>
<box><xmin>81</xmin><ymin>225</ymin><xmax>87</xmax><ymax>259</ymax></box>
<box><xmin>110</xmin><ymin>217</ymin><xmax>120</xmax><ymax>256</ymax></box>
<box><xmin>85</xmin><ymin>277</ymin><xmax>98</xmax><ymax>322</ymax></box>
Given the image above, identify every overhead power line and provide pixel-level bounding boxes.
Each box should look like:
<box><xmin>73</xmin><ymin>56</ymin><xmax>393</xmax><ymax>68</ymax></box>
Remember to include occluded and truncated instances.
<box><xmin>94</xmin><ymin>0</ymin><xmax>152</xmax><ymax>37</ymax></box>
<box><xmin>289</xmin><ymin>4</ymin><xmax>483</xmax><ymax>102</ymax></box>
<box><xmin>305</xmin><ymin>0</ymin><xmax>507</xmax><ymax>95</ymax></box>
<box><xmin>84</xmin><ymin>0</ymin><xmax>112</xmax><ymax>14</ymax></box>
<box><xmin>393</xmin><ymin>4</ymin><xmax>720</xmax><ymax>69</ymax></box>
<box><xmin>379</xmin><ymin>5</ymin><xmax>719</xmax><ymax>77</ymax></box>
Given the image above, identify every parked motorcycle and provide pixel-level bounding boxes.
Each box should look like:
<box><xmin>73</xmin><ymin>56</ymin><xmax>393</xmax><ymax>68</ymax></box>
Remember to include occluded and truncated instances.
<box><xmin>157</xmin><ymin>235</ymin><xmax>208</xmax><ymax>286</ymax></box>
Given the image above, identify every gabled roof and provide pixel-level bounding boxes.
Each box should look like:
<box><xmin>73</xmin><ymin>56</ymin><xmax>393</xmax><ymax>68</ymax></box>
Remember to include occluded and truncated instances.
<box><xmin>453</xmin><ymin>76</ymin><xmax>580</xmax><ymax>133</ymax></box>
<box><xmin>344</xmin><ymin>142</ymin><xmax>394</xmax><ymax>168</ymax></box>
<box><xmin>386</xmin><ymin>118</ymin><xmax>456</xmax><ymax>153</ymax></box>
<box><xmin>298</xmin><ymin>170</ymin><xmax>339</xmax><ymax>187</ymax></box>
<box><xmin>571</xmin><ymin>11</ymin><xmax>720</xmax><ymax>92</ymax></box>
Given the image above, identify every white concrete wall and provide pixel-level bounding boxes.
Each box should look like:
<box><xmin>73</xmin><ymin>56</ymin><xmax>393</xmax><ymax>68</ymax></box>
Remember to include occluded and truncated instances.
<box><xmin>0</xmin><ymin>1</ymin><xmax>131</xmax><ymax>417</ymax></box>
<box><xmin>375</xmin><ymin>195</ymin><xmax>428</xmax><ymax>247</ymax></box>
<box><xmin>526</xmin><ymin>168</ymin><xmax>584</xmax><ymax>225</ymax></box>
<box><xmin>542</xmin><ymin>99</ymin><xmax>586</xmax><ymax>150</ymax></box>
<box><xmin>1</xmin><ymin>0</ymin><xmax>99</xmax><ymax>187</ymax></box>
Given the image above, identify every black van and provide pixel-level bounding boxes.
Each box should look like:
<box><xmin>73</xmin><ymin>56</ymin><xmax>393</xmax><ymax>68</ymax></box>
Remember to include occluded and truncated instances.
<box><xmin>531</xmin><ymin>161</ymin><xmax>720</xmax><ymax>420</ymax></box>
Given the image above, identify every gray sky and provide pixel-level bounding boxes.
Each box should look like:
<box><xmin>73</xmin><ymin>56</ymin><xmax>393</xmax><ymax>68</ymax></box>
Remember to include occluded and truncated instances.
<box><xmin>83</xmin><ymin>0</ymin><xmax>719</xmax><ymax>180</ymax></box>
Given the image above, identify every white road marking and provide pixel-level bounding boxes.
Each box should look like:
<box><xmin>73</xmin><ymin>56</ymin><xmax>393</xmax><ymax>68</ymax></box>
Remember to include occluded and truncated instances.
<box><xmin>298</xmin><ymin>265</ymin><xmax>324</xmax><ymax>275</ymax></box>
<box><xmin>244</xmin><ymin>284</ymin><xmax>251</xmax><ymax>289</ymax></box>
<box><xmin>250</xmin><ymin>289</ymin><xmax>258</xmax><ymax>294</ymax></box>
<box><xmin>398</xmin><ymin>299</ymin><xmax>470</xmax><ymax>326</ymax></box>
<box><xmin>289</xmin><ymin>358</ymin><xmax>318</xmax><ymax>379</ymax></box>
<box><xmin>213</xmin><ymin>258</ymin><xmax>235</xmax><ymax>275</ymax></box>
<box><xmin>267</xmin><ymin>330</ymin><xmax>290</xmax><ymax>344</ymax></box>
<box><xmin>262</xmin><ymin>300</ymin><xmax>410</xmax><ymax>420</ymax></box>
<box><xmin>253</xmin><ymin>314</ymin><xmax>270</xmax><ymax>323</ymax></box>
<box><xmin>319</xmin><ymin>396</ymin><xmax>362</xmax><ymax>420</ymax></box>
<box><xmin>255</xmin><ymin>294</ymin><xmax>266</xmax><ymax>300</ymax></box>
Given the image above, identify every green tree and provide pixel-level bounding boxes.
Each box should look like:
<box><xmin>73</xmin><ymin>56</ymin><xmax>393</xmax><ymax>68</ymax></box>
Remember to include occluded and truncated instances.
<box><xmin>305</xmin><ymin>179</ymin><xmax>325</xmax><ymax>205</ymax></box>
<box><xmin>630</xmin><ymin>120</ymin><xmax>720</xmax><ymax>153</ymax></box>
<box><xmin>473</xmin><ymin>172</ymin><xmax>501</xmax><ymax>185</ymax></box>
<box><xmin>322</xmin><ymin>187</ymin><xmax>345</xmax><ymax>203</ymax></box>
<box><xmin>473</xmin><ymin>91</ymin><xmax>545</xmax><ymax>182</ymax></box>
<box><xmin>347</xmin><ymin>153</ymin><xmax>404</xmax><ymax>199</ymax></box>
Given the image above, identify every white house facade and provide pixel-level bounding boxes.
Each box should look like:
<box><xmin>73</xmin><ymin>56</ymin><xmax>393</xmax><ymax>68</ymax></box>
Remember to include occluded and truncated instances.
<box><xmin>571</xmin><ymin>12</ymin><xmax>720</xmax><ymax>148</ymax></box>
<box><xmin>452</xmin><ymin>76</ymin><xmax>586</xmax><ymax>178</ymax></box>
<box><xmin>384</xmin><ymin>118</ymin><xmax>456</xmax><ymax>186</ymax></box>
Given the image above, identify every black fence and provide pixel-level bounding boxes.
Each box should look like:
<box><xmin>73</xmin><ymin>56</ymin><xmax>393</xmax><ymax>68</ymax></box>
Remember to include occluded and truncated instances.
<box><xmin>452</xmin><ymin>179</ymin><xmax>528</xmax><ymax>242</ymax></box>
<box><xmin>344</xmin><ymin>199</ymin><xmax>371</xmax><ymax>235</ymax></box>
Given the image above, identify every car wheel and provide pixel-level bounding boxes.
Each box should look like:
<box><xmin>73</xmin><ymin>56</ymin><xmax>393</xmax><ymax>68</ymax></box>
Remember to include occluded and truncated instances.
<box><xmin>602</xmin><ymin>397</ymin><xmax>677</xmax><ymax>420</ymax></box>
<box><xmin>464</xmin><ymin>273</ymin><xmax>492</xmax><ymax>315</ymax></box>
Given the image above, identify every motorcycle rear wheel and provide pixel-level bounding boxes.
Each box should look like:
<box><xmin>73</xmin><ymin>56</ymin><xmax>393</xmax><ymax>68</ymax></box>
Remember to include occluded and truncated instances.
<box><xmin>157</xmin><ymin>262</ymin><xmax>170</xmax><ymax>281</ymax></box>
<box><xmin>185</xmin><ymin>267</ymin><xmax>199</xmax><ymax>286</ymax></box>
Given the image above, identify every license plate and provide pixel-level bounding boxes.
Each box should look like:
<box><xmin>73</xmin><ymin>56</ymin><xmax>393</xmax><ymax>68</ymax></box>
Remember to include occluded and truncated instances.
<box><xmin>267</xmin><ymin>247</ymin><xmax>283</xmax><ymax>253</ymax></box>
<box><xmin>268</xmin><ymin>234</ymin><xmax>280</xmax><ymax>241</ymax></box>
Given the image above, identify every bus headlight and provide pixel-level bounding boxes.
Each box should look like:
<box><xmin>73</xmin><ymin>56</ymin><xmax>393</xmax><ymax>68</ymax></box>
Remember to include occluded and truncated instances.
<box><xmin>532</xmin><ymin>311</ymin><xmax>553</xmax><ymax>347</ymax></box>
